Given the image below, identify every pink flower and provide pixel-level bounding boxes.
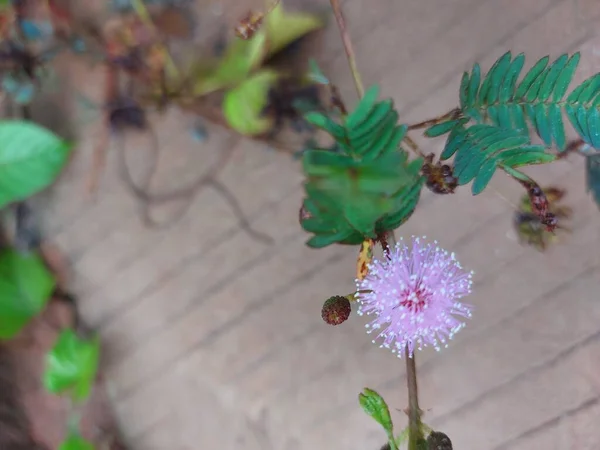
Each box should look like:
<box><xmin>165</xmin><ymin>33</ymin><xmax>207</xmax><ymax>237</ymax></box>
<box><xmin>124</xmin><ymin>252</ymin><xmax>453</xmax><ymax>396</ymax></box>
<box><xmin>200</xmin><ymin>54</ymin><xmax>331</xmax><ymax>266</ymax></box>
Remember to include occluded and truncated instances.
<box><xmin>355</xmin><ymin>236</ymin><xmax>473</xmax><ymax>357</ymax></box>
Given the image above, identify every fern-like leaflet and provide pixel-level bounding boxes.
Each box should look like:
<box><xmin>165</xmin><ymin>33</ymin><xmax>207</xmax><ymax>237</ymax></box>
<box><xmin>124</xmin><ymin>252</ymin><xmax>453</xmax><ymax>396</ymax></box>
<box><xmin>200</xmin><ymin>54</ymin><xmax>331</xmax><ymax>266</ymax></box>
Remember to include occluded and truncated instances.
<box><xmin>424</xmin><ymin>51</ymin><xmax>600</xmax><ymax>195</ymax></box>
<box><xmin>300</xmin><ymin>85</ymin><xmax>424</xmax><ymax>248</ymax></box>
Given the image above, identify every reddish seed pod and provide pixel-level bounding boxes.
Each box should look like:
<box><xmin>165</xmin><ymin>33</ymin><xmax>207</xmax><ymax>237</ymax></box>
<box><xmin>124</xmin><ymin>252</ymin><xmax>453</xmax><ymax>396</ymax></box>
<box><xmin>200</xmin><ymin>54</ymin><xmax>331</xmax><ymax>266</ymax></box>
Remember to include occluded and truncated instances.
<box><xmin>321</xmin><ymin>295</ymin><xmax>351</xmax><ymax>325</ymax></box>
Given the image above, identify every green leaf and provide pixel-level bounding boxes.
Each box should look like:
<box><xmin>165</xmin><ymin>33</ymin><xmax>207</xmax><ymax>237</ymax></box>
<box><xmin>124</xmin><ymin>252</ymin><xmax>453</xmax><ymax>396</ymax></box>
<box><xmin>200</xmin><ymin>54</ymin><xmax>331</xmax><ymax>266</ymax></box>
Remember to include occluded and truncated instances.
<box><xmin>222</xmin><ymin>70</ymin><xmax>279</xmax><ymax>136</ymax></box>
<box><xmin>424</xmin><ymin>119</ymin><xmax>462</xmax><ymax>138</ymax></box>
<box><xmin>59</xmin><ymin>434</ymin><xmax>95</xmax><ymax>450</ymax></box>
<box><xmin>307</xmin><ymin>59</ymin><xmax>329</xmax><ymax>84</ymax></box>
<box><xmin>359</xmin><ymin>388</ymin><xmax>396</xmax><ymax>449</ymax></box>
<box><xmin>472</xmin><ymin>156</ymin><xmax>498</xmax><ymax>195</ymax></box>
<box><xmin>265</xmin><ymin>3</ymin><xmax>325</xmax><ymax>57</ymax></box>
<box><xmin>346</xmin><ymin>85</ymin><xmax>380</xmax><ymax>129</ymax></box>
<box><xmin>443</xmin><ymin>124</ymin><xmax>552</xmax><ymax>194</ymax></box>
<box><xmin>0</xmin><ymin>249</ymin><xmax>55</xmax><ymax>340</ymax></box>
<box><xmin>44</xmin><ymin>328</ymin><xmax>100</xmax><ymax>402</ymax></box>
<box><xmin>585</xmin><ymin>154</ymin><xmax>600</xmax><ymax>209</ymax></box>
<box><xmin>459</xmin><ymin>72</ymin><xmax>469</xmax><ymax>109</ymax></box>
<box><xmin>194</xmin><ymin>32</ymin><xmax>267</xmax><ymax>95</ymax></box>
<box><xmin>304</xmin><ymin>112</ymin><xmax>346</xmax><ymax>140</ymax></box>
<box><xmin>0</xmin><ymin>121</ymin><xmax>72</xmax><ymax>208</ymax></box>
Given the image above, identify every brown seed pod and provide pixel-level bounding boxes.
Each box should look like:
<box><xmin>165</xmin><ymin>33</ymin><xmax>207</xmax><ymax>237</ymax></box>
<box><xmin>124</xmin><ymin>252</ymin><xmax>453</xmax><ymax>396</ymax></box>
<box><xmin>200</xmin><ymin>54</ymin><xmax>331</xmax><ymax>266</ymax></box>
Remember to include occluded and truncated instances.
<box><xmin>321</xmin><ymin>295</ymin><xmax>351</xmax><ymax>325</ymax></box>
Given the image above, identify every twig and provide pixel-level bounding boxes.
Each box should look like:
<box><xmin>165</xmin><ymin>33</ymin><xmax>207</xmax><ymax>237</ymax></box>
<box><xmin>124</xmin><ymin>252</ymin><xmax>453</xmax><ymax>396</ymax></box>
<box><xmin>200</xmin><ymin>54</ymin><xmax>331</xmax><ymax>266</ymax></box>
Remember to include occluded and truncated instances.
<box><xmin>329</xmin><ymin>0</ymin><xmax>364</xmax><ymax>97</ymax></box>
<box><xmin>407</xmin><ymin>108</ymin><xmax>462</xmax><ymax>131</ymax></box>
<box><xmin>405</xmin><ymin>347</ymin><xmax>424</xmax><ymax>450</ymax></box>
<box><xmin>403</xmin><ymin>134</ymin><xmax>426</xmax><ymax>158</ymax></box>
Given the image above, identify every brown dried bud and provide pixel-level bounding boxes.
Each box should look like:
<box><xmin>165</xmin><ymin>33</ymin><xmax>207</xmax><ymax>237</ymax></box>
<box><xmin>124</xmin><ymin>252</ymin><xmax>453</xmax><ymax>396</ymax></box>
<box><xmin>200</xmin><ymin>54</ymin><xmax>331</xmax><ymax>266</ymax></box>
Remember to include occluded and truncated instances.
<box><xmin>321</xmin><ymin>295</ymin><xmax>351</xmax><ymax>325</ymax></box>
<box><xmin>299</xmin><ymin>204</ymin><xmax>312</xmax><ymax>223</ymax></box>
<box><xmin>427</xmin><ymin>431</ymin><xmax>453</xmax><ymax>450</ymax></box>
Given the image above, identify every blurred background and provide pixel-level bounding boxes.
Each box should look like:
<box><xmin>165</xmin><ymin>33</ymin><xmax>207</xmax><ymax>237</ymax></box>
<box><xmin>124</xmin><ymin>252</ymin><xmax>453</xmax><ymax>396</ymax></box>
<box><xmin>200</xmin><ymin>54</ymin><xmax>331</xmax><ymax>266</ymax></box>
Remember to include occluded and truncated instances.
<box><xmin>18</xmin><ymin>0</ymin><xmax>600</xmax><ymax>448</ymax></box>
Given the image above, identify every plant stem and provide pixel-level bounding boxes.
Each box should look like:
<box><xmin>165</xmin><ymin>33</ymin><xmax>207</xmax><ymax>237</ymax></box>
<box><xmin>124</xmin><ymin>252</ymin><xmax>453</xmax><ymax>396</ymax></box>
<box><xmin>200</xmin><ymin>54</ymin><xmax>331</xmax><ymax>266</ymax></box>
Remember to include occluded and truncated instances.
<box><xmin>405</xmin><ymin>347</ymin><xmax>424</xmax><ymax>450</ymax></box>
<box><xmin>407</xmin><ymin>108</ymin><xmax>462</xmax><ymax>131</ymax></box>
<box><xmin>329</xmin><ymin>0</ymin><xmax>364</xmax><ymax>97</ymax></box>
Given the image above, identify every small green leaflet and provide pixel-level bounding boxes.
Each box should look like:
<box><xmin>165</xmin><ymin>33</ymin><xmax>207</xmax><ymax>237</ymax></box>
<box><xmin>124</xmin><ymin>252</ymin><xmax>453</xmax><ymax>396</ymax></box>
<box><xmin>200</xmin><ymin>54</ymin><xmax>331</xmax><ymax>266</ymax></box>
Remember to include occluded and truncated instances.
<box><xmin>0</xmin><ymin>121</ymin><xmax>73</xmax><ymax>209</ymax></box>
<box><xmin>358</xmin><ymin>388</ymin><xmax>397</xmax><ymax>450</ymax></box>
<box><xmin>58</xmin><ymin>434</ymin><xmax>95</xmax><ymax>450</ymax></box>
<box><xmin>307</xmin><ymin>59</ymin><xmax>329</xmax><ymax>85</ymax></box>
<box><xmin>0</xmin><ymin>249</ymin><xmax>55</xmax><ymax>339</ymax></box>
<box><xmin>44</xmin><ymin>328</ymin><xmax>100</xmax><ymax>402</ymax></box>
<box><xmin>441</xmin><ymin>124</ymin><xmax>554</xmax><ymax>195</ymax></box>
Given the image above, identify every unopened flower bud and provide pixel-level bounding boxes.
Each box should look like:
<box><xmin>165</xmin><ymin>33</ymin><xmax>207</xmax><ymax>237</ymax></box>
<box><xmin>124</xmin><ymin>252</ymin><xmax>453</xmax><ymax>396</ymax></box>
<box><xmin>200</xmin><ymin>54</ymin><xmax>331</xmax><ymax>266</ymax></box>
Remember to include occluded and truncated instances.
<box><xmin>321</xmin><ymin>295</ymin><xmax>351</xmax><ymax>325</ymax></box>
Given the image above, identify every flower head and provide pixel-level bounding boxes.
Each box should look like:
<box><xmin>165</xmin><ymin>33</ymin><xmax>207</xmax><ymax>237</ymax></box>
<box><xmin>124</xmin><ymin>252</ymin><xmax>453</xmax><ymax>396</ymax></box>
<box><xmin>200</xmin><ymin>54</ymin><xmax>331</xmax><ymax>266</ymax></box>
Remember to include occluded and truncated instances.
<box><xmin>321</xmin><ymin>295</ymin><xmax>352</xmax><ymax>325</ymax></box>
<box><xmin>355</xmin><ymin>236</ymin><xmax>473</xmax><ymax>357</ymax></box>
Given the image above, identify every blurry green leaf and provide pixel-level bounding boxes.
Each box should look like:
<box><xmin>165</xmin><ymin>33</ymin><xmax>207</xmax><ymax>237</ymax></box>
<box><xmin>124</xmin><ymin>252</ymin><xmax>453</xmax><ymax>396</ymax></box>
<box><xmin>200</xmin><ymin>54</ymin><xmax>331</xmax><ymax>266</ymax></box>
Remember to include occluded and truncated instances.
<box><xmin>345</xmin><ymin>85</ymin><xmax>380</xmax><ymax>129</ymax></box>
<box><xmin>307</xmin><ymin>59</ymin><xmax>329</xmax><ymax>84</ymax></box>
<box><xmin>359</xmin><ymin>388</ymin><xmax>396</xmax><ymax>450</ymax></box>
<box><xmin>265</xmin><ymin>3</ymin><xmax>325</xmax><ymax>57</ymax></box>
<box><xmin>59</xmin><ymin>434</ymin><xmax>95</xmax><ymax>450</ymax></box>
<box><xmin>424</xmin><ymin>119</ymin><xmax>463</xmax><ymax>138</ymax></box>
<box><xmin>44</xmin><ymin>328</ymin><xmax>100</xmax><ymax>402</ymax></box>
<box><xmin>194</xmin><ymin>32</ymin><xmax>267</xmax><ymax>95</ymax></box>
<box><xmin>0</xmin><ymin>249</ymin><xmax>55</xmax><ymax>339</ymax></box>
<box><xmin>223</xmin><ymin>70</ymin><xmax>279</xmax><ymax>136</ymax></box>
<box><xmin>0</xmin><ymin>121</ymin><xmax>72</xmax><ymax>208</ymax></box>
<box><xmin>586</xmin><ymin>153</ymin><xmax>600</xmax><ymax>209</ymax></box>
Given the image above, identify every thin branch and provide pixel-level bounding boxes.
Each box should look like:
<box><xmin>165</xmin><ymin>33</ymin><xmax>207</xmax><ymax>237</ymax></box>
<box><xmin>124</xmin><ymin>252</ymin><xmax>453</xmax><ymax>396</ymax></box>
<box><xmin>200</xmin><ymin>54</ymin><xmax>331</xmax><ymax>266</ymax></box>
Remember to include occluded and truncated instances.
<box><xmin>329</xmin><ymin>0</ymin><xmax>364</xmax><ymax>97</ymax></box>
<box><xmin>407</xmin><ymin>108</ymin><xmax>462</xmax><ymax>131</ymax></box>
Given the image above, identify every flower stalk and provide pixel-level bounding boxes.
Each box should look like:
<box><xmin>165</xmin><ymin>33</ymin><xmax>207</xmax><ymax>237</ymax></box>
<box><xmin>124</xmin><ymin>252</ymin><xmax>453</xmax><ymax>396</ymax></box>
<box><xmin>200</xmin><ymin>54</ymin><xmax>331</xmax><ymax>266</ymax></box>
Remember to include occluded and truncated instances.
<box><xmin>405</xmin><ymin>348</ymin><xmax>424</xmax><ymax>450</ymax></box>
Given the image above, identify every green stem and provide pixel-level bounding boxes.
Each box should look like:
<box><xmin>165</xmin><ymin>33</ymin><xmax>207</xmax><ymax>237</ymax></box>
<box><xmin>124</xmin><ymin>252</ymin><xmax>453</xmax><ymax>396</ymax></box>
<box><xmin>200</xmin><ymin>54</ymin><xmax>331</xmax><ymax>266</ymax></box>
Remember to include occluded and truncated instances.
<box><xmin>329</xmin><ymin>0</ymin><xmax>364</xmax><ymax>98</ymax></box>
<box><xmin>405</xmin><ymin>347</ymin><xmax>424</xmax><ymax>450</ymax></box>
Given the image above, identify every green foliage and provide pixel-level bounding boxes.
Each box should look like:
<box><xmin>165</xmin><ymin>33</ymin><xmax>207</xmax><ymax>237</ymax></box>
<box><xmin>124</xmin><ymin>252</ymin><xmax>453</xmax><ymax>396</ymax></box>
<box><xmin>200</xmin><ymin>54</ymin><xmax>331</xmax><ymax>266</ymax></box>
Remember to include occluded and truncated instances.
<box><xmin>264</xmin><ymin>3</ymin><xmax>325</xmax><ymax>57</ymax></box>
<box><xmin>223</xmin><ymin>70</ymin><xmax>279</xmax><ymax>135</ymax></box>
<box><xmin>586</xmin><ymin>153</ymin><xmax>600</xmax><ymax>208</ymax></box>
<box><xmin>58</xmin><ymin>434</ymin><xmax>95</xmax><ymax>450</ymax></box>
<box><xmin>0</xmin><ymin>121</ymin><xmax>73</xmax><ymax>208</ymax></box>
<box><xmin>300</xmin><ymin>85</ymin><xmax>423</xmax><ymax>247</ymax></box>
<box><xmin>0</xmin><ymin>249</ymin><xmax>56</xmax><ymax>339</ymax></box>
<box><xmin>430</xmin><ymin>51</ymin><xmax>600</xmax><ymax>154</ymax></box>
<box><xmin>44</xmin><ymin>328</ymin><xmax>100</xmax><ymax>402</ymax></box>
<box><xmin>441</xmin><ymin>124</ymin><xmax>556</xmax><ymax>194</ymax></box>
<box><xmin>358</xmin><ymin>388</ymin><xmax>397</xmax><ymax>450</ymax></box>
<box><xmin>194</xmin><ymin>33</ymin><xmax>268</xmax><ymax>96</ymax></box>
<box><xmin>194</xmin><ymin>4</ymin><xmax>324</xmax><ymax>96</ymax></box>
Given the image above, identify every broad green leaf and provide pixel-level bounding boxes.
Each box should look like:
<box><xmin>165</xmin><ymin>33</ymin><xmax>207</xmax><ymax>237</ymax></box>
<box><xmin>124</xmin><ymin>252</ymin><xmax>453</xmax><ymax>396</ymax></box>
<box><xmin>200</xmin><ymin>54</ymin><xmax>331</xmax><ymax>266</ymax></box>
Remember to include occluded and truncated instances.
<box><xmin>0</xmin><ymin>249</ymin><xmax>55</xmax><ymax>339</ymax></box>
<box><xmin>359</xmin><ymin>388</ymin><xmax>396</xmax><ymax>449</ymax></box>
<box><xmin>59</xmin><ymin>434</ymin><xmax>95</xmax><ymax>450</ymax></box>
<box><xmin>194</xmin><ymin>32</ymin><xmax>267</xmax><ymax>95</ymax></box>
<box><xmin>0</xmin><ymin>121</ymin><xmax>72</xmax><ymax>208</ymax></box>
<box><xmin>223</xmin><ymin>70</ymin><xmax>279</xmax><ymax>136</ymax></box>
<box><xmin>265</xmin><ymin>2</ymin><xmax>325</xmax><ymax>57</ymax></box>
<box><xmin>44</xmin><ymin>328</ymin><xmax>100</xmax><ymax>402</ymax></box>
